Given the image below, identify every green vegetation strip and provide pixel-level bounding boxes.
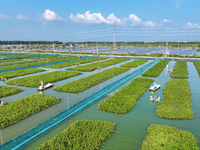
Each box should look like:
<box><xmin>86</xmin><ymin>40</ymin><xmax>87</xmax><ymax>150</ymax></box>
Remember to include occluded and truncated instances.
<box><xmin>54</xmin><ymin>67</ymin><xmax>130</xmax><ymax>93</ymax></box>
<box><xmin>141</xmin><ymin>124</ymin><xmax>199</xmax><ymax>150</ymax></box>
<box><xmin>0</xmin><ymin>68</ymin><xmax>45</xmax><ymax>79</ymax></box>
<box><xmin>68</xmin><ymin>58</ymin><xmax>131</xmax><ymax>72</ymax></box>
<box><xmin>0</xmin><ymin>61</ymin><xmax>50</xmax><ymax>71</ymax></box>
<box><xmin>36</xmin><ymin>120</ymin><xmax>115</xmax><ymax>150</ymax></box>
<box><xmin>0</xmin><ymin>85</ymin><xmax>22</xmax><ymax>98</ymax></box>
<box><xmin>193</xmin><ymin>61</ymin><xmax>200</xmax><ymax>76</ymax></box>
<box><xmin>44</xmin><ymin>57</ymin><xmax>107</xmax><ymax>68</ymax></box>
<box><xmin>170</xmin><ymin>60</ymin><xmax>188</xmax><ymax>79</ymax></box>
<box><xmin>156</xmin><ymin>79</ymin><xmax>193</xmax><ymax>119</ymax></box>
<box><xmin>120</xmin><ymin>59</ymin><xmax>148</xmax><ymax>68</ymax></box>
<box><xmin>98</xmin><ymin>78</ymin><xmax>154</xmax><ymax>114</ymax></box>
<box><xmin>0</xmin><ymin>94</ymin><xmax>60</xmax><ymax>128</ymax></box>
<box><xmin>0</xmin><ymin>60</ymin><xmax>37</xmax><ymax>67</ymax></box>
<box><xmin>6</xmin><ymin>71</ymin><xmax>82</xmax><ymax>87</ymax></box>
<box><xmin>142</xmin><ymin>60</ymin><xmax>169</xmax><ymax>77</ymax></box>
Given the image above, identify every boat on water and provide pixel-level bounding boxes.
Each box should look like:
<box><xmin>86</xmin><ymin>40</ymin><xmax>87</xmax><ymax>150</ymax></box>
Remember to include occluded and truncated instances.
<box><xmin>149</xmin><ymin>82</ymin><xmax>161</xmax><ymax>91</ymax></box>
<box><xmin>37</xmin><ymin>81</ymin><xmax>53</xmax><ymax>91</ymax></box>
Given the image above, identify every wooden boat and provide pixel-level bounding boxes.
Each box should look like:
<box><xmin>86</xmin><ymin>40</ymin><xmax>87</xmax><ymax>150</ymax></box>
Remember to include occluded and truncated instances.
<box><xmin>149</xmin><ymin>84</ymin><xmax>161</xmax><ymax>91</ymax></box>
<box><xmin>38</xmin><ymin>83</ymin><xmax>53</xmax><ymax>91</ymax></box>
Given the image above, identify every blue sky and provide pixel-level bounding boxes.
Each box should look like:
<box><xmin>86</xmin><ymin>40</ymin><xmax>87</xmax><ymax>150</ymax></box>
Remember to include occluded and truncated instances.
<box><xmin>0</xmin><ymin>0</ymin><xmax>200</xmax><ymax>42</ymax></box>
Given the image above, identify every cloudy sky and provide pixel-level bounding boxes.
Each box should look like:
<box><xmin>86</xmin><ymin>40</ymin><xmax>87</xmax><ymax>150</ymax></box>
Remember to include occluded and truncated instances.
<box><xmin>0</xmin><ymin>0</ymin><xmax>200</xmax><ymax>42</ymax></box>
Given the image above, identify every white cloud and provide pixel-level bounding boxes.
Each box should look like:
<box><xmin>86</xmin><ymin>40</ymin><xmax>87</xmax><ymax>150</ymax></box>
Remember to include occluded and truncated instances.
<box><xmin>175</xmin><ymin>5</ymin><xmax>180</xmax><ymax>8</ymax></box>
<box><xmin>0</xmin><ymin>14</ymin><xmax>9</xmax><ymax>19</ymax></box>
<box><xmin>42</xmin><ymin>22</ymin><xmax>47</xmax><ymax>25</ymax></box>
<box><xmin>184</xmin><ymin>22</ymin><xmax>200</xmax><ymax>28</ymax></box>
<box><xmin>69</xmin><ymin>11</ymin><xmax>121</xmax><ymax>24</ymax></box>
<box><xmin>161</xmin><ymin>19</ymin><xmax>172</xmax><ymax>23</ymax></box>
<box><xmin>143</xmin><ymin>21</ymin><xmax>157</xmax><ymax>27</ymax></box>
<box><xmin>129</xmin><ymin>14</ymin><xmax>142</xmax><ymax>26</ymax></box>
<box><xmin>16</xmin><ymin>14</ymin><xmax>29</xmax><ymax>20</ymax></box>
<box><xmin>128</xmin><ymin>14</ymin><xmax>157</xmax><ymax>27</ymax></box>
<box><xmin>42</xmin><ymin>9</ymin><xmax>63</xmax><ymax>21</ymax></box>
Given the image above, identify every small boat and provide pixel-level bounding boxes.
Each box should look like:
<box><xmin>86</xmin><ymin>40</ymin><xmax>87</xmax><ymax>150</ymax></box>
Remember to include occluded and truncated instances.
<box><xmin>149</xmin><ymin>82</ymin><xmax>161</xmax><ymax>91</ymax></box>
<box><xmin>38</xmin><ymin>81</ymin><xmax>53</xmax><ymax>91</ymax></box>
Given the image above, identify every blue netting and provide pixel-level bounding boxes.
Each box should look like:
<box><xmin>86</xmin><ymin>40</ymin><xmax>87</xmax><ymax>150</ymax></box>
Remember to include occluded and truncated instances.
<box><xmin>0</xmin><ymin>59</ymin><xmax>159</xmax><ymax>150</ymax></box>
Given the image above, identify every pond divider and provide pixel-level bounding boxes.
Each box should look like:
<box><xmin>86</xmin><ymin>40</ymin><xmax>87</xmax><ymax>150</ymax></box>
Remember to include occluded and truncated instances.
<box><xmin>0</xmin><ymin>57</ymin><xmax>96</xmax><ymax>73</ymax></box>
<box><xmin>0</xmin><ymin>59</ymin><xmax>160</xmax><ymax>150</ymax></box>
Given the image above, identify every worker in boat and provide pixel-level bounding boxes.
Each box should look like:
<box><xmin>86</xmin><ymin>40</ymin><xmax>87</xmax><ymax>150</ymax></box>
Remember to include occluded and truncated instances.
<box><xmin>41</xmin><ymin>81</ymin><xmax>44</xmax><ymax>89</ymax></box>
<box><xmin>154</xmin><ymin>82</ymin><xmax>157</xmax><ymax>89</ymax></box>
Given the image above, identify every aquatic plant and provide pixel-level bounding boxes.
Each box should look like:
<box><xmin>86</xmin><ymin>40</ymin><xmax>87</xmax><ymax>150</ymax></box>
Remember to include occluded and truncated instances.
<box><xmin>170</xmin><ymin>60</ymin><xmax>188</xmax><ymax>78</ymax></box>
<box><xmin>156</xmin><ymin>79</ymin><xmax>193</xmax><ymax>119</ymax></box>
<box><xmin>44</xmin><ymin>57</ymin><xmax>107</xmax><ymax>68</ymax></box>
<box><xmin>120</xmin><ymin>59</ymin><xmax>148</xmax><ymax>68</ymax></box>
<box><xmin>193</xmin><ymin>61</ymin><xmax>200</xmax><ymax>76</ymax></box>
<box><xmin>67</xmin><ymin>58</ymin><xmax>130</xmax><ymax>72</ymax></box>
<box><xmin>36</xmin><ymin>120</ymin><xmax>115</xmax><ymax>150</ymax></box>
<box><xmin>54</xmin><ymin>67</ymin><xmax>130</xmax><ymax>93</ymax></box>
<box><xmin>0</xmin><ymin>61</ymin><xmax>50</xmax><ymax>71</ymax></box>
<box><xmin>98</xmin><ymin>78</ymin><xmax>154</xmax><ymax>114</ymax></box>
<box><xmin>140</xmin><ymin>124</ymin><xmax>199</xmax><ymax>150</ymax></box>
<box><xmin>0</xmin><ymin>60</ymin><xmax>37</xmax><ymax>67</ymax></box>
<box><xmin>0</xmin><ymin>94</ymin><xmax>60</xmax><ymax>128</ymax></box>
<box><xmin>0</xmin><ymin>68</ymin><xmax>45</xmax><ymax>79</ymax></box>
<box><xmin>142</xmin><ymin>60</ymin><xmax>169</xmax><ymax>77</ymax></box>
<box><xmin>6</xmin><ymin>71</ymin><xmax>82</xmax><ymax>87</ymax></box>
<box><xmin>0</xmin><ymin>85</ymin><xmax>22</xmax><ymax>98</ymax></box>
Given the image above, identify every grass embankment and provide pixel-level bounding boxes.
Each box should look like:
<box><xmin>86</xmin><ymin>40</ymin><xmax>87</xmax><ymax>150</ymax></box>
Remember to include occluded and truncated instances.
<box><xmin>142</xmin><ymin>60</ymin><xmax>169</xmax><ymax>77</ymax></box>
<box><xmin>36</xmin><ymin>120</ymin><xmax>115</xmax><ymax>150</ymax></box>
<box><xmin>67</xmin><ymin>58</ymin><xmax>131</xmax><ymax>72</ymax></box>
<box><xmin>98</xmin><ymin>78</ymin><xmax>154</xmax><ymax>114</ymax></box>
<box><xmin>0</xmin><ymin>68</ymin><xmax>45</xmax><ymax>79</ymax></box>
<box><xmin>0</xmin><ymin>61</ymin><xmax>50</xmax><ymax>71</ymax></box>
<box><xmin>44</xmin><ymin>57</ymin><xmax>107</xmax><ymax>68</ymax></box>
<box><xmin>120</xmin><ymin>59</ymin><xmax>148</xmax><ymax>68</ymax></box>
<box><xmin>193</xmin><ymin>61</ymin><xmax>200</xmax><ymax>76</ymax></box>
<box><xmin>4</xmin><ymin>54</ymin><xmax>41</xmax><ymax>58</ymax></box>
<box><xmin>170</xmin><ymin>60</ymin><xmax>188</xmax><ymax>79</ymax></box>
<box><xmin>6</xmin><ymin>71</ymin><xmax>82</xmax><ymax>87</ymax></box>
<box><xmin>54</xmin><ymin>67</ymin><xmax>130</xmax><ymax>93</ymax></box>
<box><xmin>0</xmin><ymin>60</ymin><xmax>37</xmax><ymax>67</ymax></box>
<box><xmin>141</xmin><ymin>124</ymin><xmax>199</xmax><ymax>150</ymax></box>
<box><xmin>0</xmin><ymin>85</ymin><xmax>22</xmax><ymax>98</ymax></box>
<box><xmin>0</xmin><ymin>94</ymin><xmax>60</xmax><ymax>128</ymax></box>
<box><xmin>156</xmin><ymin>79</ymin><xmax>193</xmax><ymax>119</ymax></box>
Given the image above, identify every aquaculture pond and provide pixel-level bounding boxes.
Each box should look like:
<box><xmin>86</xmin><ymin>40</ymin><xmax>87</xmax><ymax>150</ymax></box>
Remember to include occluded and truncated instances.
<box><xmin>1</xmin><ymin>56</ymin><xmax>200</xmax><ymax>150</ymax></box>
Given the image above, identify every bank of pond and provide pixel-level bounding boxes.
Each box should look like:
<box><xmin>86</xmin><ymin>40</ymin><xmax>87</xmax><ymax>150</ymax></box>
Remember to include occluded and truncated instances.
<box><xmin>0</xmin><ymin>94</ymin><xmax>60</xmax><ymax>128</ymax></box>
<box><xmin>36</xmin><ymin>120</ymin><xmax>115</xmax><ymax>150</ymax></box>
<box><xmin>142</xmin><ymin>60</ymin><xmax>170</xmax><ymax>77</ymax></box>
<box><xmin>6</xmin><ymin>71</ymin><xmax>82</xmax><ymax>87</ymax></box>
<box><xmin>141</xmin><ymin>124</ymin><xmax>199</xmax><ymax>150</ymax></box>
<box><xmin>156</xmin><ymin>79</ymin><xmax>193</xmax><ymax>119</ymax></box>
<box><xmin>120</xmin><ymin>59</ymin><xmax>148</xmax><ymax>68</ymax></box>
<box><xmin>98</xmin><ymin>78</ymin><xmax>154</xmax><ymax>114</ymax></box>
<box><xmin>0</xmin><ymin>85</ymin><xmax>22</xmax><ymax>98</ymax></box>
<box><xmin>0</xmin><ymin>68</ymin><xmax>45</xmax><ymax>79</ymax></box>
<box><xmin>170</xmin><ymin>60</ymin><xmax>189</xmax><ymax>79</ymax></box>
<box><xmin>54</xmin><ymin>67</ymin><xmax>130</xmax><ymax>93</ymax></box>
<box><xmin>44</xmin><ymin>57</ymin><xmax>107</xmax><ymax>68</ymax></box>
<box><xmin>67</xmin><ymin>58</ymin><xmax>130</xmax><ymax>72</ymax></box>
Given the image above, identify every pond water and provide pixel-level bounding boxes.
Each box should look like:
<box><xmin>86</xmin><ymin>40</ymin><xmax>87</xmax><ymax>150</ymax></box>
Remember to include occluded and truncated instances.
<box><xmin>1</xmin><ymin>58</ymin><xmax>200</xmax><ymax>150</ymax></box>
<box><xmin>25</xmin><ymin>61</ymin><xmax>200</xmax><ymax>150</ymax></box>
<box><xmin>1</xmin><ymin>58</ymin><xmax>154</xmax><ymax>144</ymax></box>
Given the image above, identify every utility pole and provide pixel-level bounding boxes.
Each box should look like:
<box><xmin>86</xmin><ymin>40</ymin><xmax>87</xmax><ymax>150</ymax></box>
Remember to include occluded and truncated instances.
<box><xmin>113</xmin><ymin>24</ymin><xmax>116</xmax><ymax>47</ymax></box>
<box><xmin>96</xmin><ymin>42</ymin><xmax>98</xmax><ymax>55</ymax></box>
